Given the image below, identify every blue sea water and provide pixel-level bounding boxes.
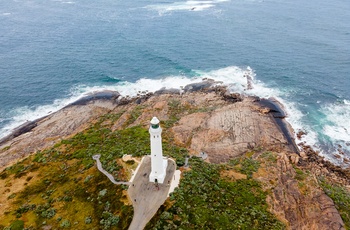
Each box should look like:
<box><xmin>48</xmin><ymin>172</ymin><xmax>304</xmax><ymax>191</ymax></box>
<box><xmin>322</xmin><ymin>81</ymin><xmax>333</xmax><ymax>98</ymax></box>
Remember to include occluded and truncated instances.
<box><xmin>0</xmin><ymin>0</ymin><xmax>349</xmax><ymax>164</ymax></box>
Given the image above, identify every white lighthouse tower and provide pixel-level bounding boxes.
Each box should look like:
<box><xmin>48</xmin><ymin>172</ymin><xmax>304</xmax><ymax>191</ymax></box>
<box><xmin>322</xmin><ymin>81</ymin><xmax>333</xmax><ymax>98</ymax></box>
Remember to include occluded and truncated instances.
<box><xmin>149</xmin><ymin>117</ymin><xmax>167</xmax><ymax>184</ymax></box>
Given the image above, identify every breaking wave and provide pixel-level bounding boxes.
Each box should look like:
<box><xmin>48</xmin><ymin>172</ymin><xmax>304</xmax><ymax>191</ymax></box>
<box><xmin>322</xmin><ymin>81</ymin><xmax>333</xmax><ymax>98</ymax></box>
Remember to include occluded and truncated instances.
<box><xmin>1</xmin><ymin>65</ymin><xmax>347</xmax><ymax>166</ymax></box>
<box><xmin>321</xmin><ymin>100</ymin><xmax>350</xmax><ymax>158</ymax></box>
<box><xmin>323</xmin><ymin>100</ymin><xmax>350</xmax><ymax>142</ymax></box>
<box><xmin>145</xmin><ymin>0</ymin><xmax>230</xmax><ymax>15</ymax></box>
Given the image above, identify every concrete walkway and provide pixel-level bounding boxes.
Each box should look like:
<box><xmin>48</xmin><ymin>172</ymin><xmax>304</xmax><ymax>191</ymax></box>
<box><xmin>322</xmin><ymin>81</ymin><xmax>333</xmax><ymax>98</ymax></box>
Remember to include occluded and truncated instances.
<box><xmin>92</xmin><ymin>154</ymin><xmax>130</xmax><ymax>185</ymax></box>
<box><xmin>168</xmin><ymin>169</ymin><xmax>181</xmax><ymax>197</ymax></box>
<box><xmin>128</xmin><ymin>156</ymin><xmax>176</xmax><ymax>230</ymax></box>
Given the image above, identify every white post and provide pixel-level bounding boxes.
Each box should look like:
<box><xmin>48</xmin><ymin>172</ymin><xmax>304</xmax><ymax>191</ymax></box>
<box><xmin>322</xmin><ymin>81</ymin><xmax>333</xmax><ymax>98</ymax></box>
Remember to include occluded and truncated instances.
<box><xmin>149</xmin><ymin>117</ymin><xmax>167</xmax><ymax>184</ymax></box>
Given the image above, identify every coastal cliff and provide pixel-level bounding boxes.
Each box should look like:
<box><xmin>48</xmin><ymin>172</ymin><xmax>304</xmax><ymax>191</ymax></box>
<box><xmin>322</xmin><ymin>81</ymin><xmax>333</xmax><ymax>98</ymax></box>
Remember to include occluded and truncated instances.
<box><xmin>0</xmin><ymin>82</ymin><xmax>349</xmax><ymax>229</ymax></box>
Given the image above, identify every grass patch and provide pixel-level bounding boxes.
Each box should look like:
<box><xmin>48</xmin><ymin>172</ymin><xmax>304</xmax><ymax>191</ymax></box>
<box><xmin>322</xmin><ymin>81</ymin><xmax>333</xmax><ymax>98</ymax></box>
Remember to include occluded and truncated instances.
<box><xmin>261</xmin><ymin>151</ymin><xmax>277</xmax><ymax>163</ymax></box>
<box><xmin>1</xmin><ymin>145</ymin><xmax>11</xmax><ymax>152</ymax></box>
<box><xmin>229</xmin><ymin>156</ymin><xmax>260</xmax><ymax>179</ymax></box>
<box><xmin>7</xmin><ymin>220</ymin><xmax>24</xmax><ymax>230</ymax></box>
<box><xmin>163</xmin><ymin>99</ymin><xmax>184</xmax><ymax>128</ymax></box>
<box><xmin>294</xmin><ymin>168</ymin><xmax>307</xmax><ymax>181</ymax></box>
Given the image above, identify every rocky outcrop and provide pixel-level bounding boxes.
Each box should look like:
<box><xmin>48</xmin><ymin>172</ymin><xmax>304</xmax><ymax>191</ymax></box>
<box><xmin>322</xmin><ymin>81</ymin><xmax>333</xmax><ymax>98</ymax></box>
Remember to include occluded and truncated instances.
<box><xmin>171</xmin><ymin>97</ymin><xmax>293</xmax><ymax>163</ymax></box>
<box><xmin>0</xmin><ymin>99</ymin><xmax>116</xmax><ymax>170</ymax></box>
<box><xmin>265</xmin><ymin>153</ymin><xmax>345</xmax><ymax>230</ymax></box>
<box><xmin>299</xmin><ymin>143</ymin><xmax>350</xmax><ymax>189</ymax></box>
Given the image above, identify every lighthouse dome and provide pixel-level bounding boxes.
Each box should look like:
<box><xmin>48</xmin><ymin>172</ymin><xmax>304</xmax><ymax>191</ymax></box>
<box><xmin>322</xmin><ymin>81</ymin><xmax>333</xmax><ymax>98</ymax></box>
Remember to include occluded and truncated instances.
<box><xmin>150</xmin><ymin>117</ymin><xmax>160</xmax><ymax>129</ymax></box>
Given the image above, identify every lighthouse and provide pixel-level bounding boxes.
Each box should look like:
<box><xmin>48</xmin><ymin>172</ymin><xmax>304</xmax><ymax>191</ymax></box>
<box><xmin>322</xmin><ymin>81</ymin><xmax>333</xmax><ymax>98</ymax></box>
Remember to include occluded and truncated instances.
<box><xmin>149</xmin><ymin>117</ymin><xmax>167</xmax><ymax>184</ymax></box>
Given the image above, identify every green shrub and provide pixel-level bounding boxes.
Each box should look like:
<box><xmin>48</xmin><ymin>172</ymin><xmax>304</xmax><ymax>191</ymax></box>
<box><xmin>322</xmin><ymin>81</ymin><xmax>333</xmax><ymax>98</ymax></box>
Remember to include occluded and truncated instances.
<box><xmin>100</xmin><ymin>211</ymin><xmax>120</xmax><ymax>230</ymax></box>
<box><xmin>85</xmin><ymin>216</ymin><xmax>92</xmax><ymax>224</ymax></box>
<box><xmin>60</xmin><ymin>219</ymin><xmax>70</xmax><ymax>228</ymax></box>
<box><xmin>9</xmin><ymin>220</ymin><xmax>24</xmax><ymax>230</ymax></box>
<box><xmin>240</xmin><ymin>158</ymin><xmax>260</xmax><ymax>179</ymax></box>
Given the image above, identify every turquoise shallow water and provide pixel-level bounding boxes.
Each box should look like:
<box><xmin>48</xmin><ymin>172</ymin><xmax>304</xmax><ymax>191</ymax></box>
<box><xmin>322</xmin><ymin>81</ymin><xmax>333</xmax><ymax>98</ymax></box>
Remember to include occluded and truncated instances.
<box><xmin>0</xmin><ymin>0</ymin><xmax>349</xmax><ymax>164</ymax></box>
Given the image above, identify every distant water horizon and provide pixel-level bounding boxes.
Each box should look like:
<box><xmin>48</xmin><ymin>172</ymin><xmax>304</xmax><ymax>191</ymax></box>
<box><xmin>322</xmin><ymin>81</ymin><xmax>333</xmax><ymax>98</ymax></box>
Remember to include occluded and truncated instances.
<box><xmin>0</xmin><ymin>0</ymin><xmax>349</xmax><ymax>166</ymax></box>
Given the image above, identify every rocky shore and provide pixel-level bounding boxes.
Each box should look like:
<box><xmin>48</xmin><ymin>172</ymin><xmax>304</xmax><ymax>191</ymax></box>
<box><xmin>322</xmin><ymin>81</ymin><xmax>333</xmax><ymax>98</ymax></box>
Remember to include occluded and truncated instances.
<box><xmin>0</xmin><ymin>80</ymin><xmax>349</xmax><ymax>229</ymax></box>
<box><xmin>0</xmin><ymin>82</ymin><xmax>297</xmax><ymax>169</ymax></box>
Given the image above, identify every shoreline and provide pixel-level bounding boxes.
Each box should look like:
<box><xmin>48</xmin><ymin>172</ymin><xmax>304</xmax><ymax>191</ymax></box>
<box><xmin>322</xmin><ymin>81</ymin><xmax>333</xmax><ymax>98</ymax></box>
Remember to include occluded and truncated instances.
<box><xmin>0</xmin><ymin>81</ymin><xmax>348</xmax><ymax>174</ymax></box>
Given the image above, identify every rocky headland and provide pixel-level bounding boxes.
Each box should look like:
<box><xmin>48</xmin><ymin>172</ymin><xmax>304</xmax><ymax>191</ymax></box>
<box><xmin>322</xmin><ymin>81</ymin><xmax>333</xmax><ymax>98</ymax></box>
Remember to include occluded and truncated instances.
<box><xmin>0</xmin><ymin>81</ymin><xmax>349</xmax><ymax>229</ymax></box>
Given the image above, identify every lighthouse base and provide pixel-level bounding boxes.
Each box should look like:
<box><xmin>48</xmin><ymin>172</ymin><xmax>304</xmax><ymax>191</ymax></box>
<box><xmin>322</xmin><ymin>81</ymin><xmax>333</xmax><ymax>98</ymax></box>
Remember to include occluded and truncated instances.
<box><xmin>149</xmin><ymin>159</ymin><xmax>168</xmax><ymax>184</ymax></box>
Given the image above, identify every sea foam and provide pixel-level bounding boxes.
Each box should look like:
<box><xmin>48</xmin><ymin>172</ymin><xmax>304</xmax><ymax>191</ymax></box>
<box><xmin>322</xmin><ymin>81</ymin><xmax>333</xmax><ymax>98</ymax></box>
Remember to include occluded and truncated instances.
<box><xmin>322</xmin><ymin>100</ymin><xmax>350</xmax><ymax>156</ymax></box>
<box><xmin>0</xmin><ymin>66</ymin><xmax>334</xmax><ymax>163</ymax></box>
<box><xmin>145</xmin><ymin>0</ymin><xmax>229</xmax><ymax>15</ymax></box>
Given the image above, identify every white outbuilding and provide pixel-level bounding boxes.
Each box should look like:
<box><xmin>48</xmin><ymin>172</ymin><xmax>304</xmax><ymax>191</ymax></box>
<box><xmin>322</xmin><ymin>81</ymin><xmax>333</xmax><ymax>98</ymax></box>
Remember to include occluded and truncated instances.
<box><xmin>149</xmin><ymin>117</ymin><xmax>167</xmax><ymax>184</ymax></box>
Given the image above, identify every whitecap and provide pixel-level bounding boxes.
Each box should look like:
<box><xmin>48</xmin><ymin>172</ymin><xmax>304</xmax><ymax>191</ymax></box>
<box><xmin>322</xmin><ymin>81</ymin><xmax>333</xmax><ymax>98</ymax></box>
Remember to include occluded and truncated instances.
<box><xmin>0</xmin><ymin>65</ymin><xmax>319</xmax><ymax>158</ymax></box>
<box><xmin>51</xmin><ymin>0</ymin><xmax>75</xmax><ymax>4</ymax></box>
<box><xmin>75</xmin><ymin>66</ymin><xmax>319</xmax><ymax>153</ymax></box>
<box><xmin>0</xmin><ymin>92</ymin><xmax>85</xmax><ymax>139</ymax></box>
<box><xmin>145</xmin><ymin>0</ymin><xmax>230</xmax><ymax>14</ymax></box>
<box><xmin>322</xmin><ymin>100</ymin><xmax>350</xmax><ymax>144</ymax></box>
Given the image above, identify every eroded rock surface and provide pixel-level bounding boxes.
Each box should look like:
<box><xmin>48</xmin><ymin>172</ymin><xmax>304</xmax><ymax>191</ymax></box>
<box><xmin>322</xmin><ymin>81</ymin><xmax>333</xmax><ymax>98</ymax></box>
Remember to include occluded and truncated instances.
<box><xmin>265</xmin><ymin>153</ymin><xmax>345</xmax><ymax>230</ymax></box>
<box><xmin>0</xmin><ymin>100</ymin><xmax>116</xmax><ymax>170</ymax></box>
<box><xmin>171</xmin><ymin>98</ymin><xmax>291</xmax><ymax>163</ymax></box>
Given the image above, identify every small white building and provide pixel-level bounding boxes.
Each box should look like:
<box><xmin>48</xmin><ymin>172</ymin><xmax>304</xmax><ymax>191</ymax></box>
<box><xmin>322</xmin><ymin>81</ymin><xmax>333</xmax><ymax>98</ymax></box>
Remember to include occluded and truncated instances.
<box><xmin>149</xmin><ymin>117</ymin><xmax>168</xmax><ymax>184</ymax></box>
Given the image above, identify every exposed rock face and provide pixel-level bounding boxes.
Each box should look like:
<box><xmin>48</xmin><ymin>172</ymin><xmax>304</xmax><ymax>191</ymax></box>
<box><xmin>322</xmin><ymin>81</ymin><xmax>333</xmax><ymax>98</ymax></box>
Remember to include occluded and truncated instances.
<box><xmin>0</xmin><ymin>100</ymin><xmax>116</xmax><ymax>170</ymax></box>
<box><xmin>171</xmin><ymin>97</ymin><xmax>291</xmax><ymax>163</ymax></box>
<box><xmin>266</xmin><ymin>153</ymin><xmax>345</xmax><ymax>230</ymax></box>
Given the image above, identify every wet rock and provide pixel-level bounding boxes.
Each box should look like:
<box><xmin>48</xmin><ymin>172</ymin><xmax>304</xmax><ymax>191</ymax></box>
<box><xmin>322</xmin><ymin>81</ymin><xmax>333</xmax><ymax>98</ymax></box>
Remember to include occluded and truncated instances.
<box><xmin>154</xmin><ymin>87</ymin><xmax>180</xmax><ymax>95</ymax></box>
<box><xmin>257</xmin><ymin>98</ymin><xmax>286</xmax><ymax>118</ymax></box>
<box><xmin>183</xmin><ymin>80</ymin><xmax>218</xmax><ymax>92</ymax></box>
<box><xmin>221</xmin><ymin>91</ymin><xmax>242</xmax><ymax>103</ymax></box>
<box><xmin>65</xmin><ymin>90</ymin><xmax>120</xmax><ymax>107</ymax></box>
<box><xmin>0</xmin><ymin>120</ymin><xmax>39</xmax><ymax>145</ymax></box>
<box><xmin>297</xmin><ymin>130</ymin><xmax>306</xmax><ymax>140</ymax></box>
<box><xmin>117</xmin><ymin>97</ymin><xmax>132</xmax><ymax>105</ymax></box>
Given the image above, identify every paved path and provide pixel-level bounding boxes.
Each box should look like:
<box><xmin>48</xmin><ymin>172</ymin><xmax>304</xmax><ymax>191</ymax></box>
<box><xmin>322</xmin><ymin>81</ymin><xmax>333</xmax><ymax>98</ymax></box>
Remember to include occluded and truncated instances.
<box><xmin>128</xmin><ymin>156</ymin><xmax>176</xmax><ymax>230</ymax></box>
<box><xmin>92</xmin><ymin>154</ymin><xmax>130</xmax><ymax>185</ymax></box>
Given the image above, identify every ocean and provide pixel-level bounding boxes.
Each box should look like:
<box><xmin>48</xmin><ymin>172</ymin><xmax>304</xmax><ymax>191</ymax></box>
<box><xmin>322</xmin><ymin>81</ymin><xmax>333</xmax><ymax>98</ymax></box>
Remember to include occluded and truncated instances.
<box><xmin>0</xmin><ymin>0</ymin><xmax>349</xmax><ymax>165</ymax></box>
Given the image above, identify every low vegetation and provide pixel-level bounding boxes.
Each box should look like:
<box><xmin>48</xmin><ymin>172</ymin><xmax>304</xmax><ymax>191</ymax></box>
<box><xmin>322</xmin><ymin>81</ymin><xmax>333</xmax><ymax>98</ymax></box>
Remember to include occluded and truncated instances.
<box><xmin>0</xmin><ymin>112</ymin><xmax>138</xmax><ymax>229</ymax></box>
<box><xmin>147</xmin><ymin>158</ymin><xmax>285</xmax><ymax>229</ymax></box>
<box><xmin>228</xmin><ymin>156</ymin><xmax>260</xmax><ymax>179</ymax></box>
